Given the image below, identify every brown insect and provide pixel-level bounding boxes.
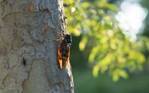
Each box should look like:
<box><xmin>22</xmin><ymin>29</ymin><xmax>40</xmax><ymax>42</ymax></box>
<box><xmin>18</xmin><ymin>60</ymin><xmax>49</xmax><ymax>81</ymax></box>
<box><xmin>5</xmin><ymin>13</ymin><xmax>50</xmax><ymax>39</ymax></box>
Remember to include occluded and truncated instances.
<box><xmin>57</xmin><ymin>34</ymin><xmax>72</xmax><ymax>69</ymax></box>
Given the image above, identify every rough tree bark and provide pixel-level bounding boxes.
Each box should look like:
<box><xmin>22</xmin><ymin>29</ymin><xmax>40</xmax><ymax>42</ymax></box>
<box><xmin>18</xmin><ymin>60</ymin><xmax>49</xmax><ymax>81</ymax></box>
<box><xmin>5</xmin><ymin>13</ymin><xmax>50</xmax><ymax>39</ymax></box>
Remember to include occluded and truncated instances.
<box><xmin>0</xmin><ymin>0</ymin><xmax>74</xmax><ymax>93</ymax></box>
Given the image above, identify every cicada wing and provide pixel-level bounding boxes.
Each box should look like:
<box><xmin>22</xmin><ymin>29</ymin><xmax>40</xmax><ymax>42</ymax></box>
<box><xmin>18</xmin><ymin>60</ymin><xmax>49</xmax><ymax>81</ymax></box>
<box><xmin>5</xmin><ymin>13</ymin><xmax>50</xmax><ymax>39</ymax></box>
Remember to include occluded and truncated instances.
<box><xmin>57</xmin><ymin>48</ymin><xmax>63</xmax><ymax>69</ymax></box>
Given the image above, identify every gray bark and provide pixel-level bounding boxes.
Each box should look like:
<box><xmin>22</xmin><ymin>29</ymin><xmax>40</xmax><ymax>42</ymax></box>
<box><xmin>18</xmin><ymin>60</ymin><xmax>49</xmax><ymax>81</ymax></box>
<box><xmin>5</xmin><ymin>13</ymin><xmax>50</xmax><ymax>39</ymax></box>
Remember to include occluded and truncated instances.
<box><xmin>0</xmin><ymin>0</ymin><xmax>74</xmax><ymax>93</ymax></box>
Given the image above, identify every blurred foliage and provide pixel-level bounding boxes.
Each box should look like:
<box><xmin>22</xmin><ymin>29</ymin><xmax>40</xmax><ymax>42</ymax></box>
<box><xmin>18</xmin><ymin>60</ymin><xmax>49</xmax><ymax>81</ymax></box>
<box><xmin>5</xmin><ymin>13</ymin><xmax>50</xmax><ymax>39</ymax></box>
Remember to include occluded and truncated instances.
<box><xmin>64</xmin><ymin>0</ymin><xmax>149</xmax><ymax>81</ymax></box>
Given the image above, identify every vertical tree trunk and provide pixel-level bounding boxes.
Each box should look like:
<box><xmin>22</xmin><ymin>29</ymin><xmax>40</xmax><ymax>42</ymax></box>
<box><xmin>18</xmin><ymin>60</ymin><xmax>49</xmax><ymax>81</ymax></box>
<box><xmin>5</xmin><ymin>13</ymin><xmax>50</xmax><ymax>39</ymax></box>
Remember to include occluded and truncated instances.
<box><xmin>0</xmin><ymin>0</ymin><xmax>74</xmax><ymax>93</ymax></box>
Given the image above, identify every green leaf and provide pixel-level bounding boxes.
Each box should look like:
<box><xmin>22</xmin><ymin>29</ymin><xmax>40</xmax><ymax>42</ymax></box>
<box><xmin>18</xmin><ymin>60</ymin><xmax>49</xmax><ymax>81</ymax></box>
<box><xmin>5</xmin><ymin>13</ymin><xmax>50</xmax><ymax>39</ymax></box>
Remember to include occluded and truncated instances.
<box><xmin>79</xmin><ymin>36</ymin><xmax>88</xmax><ymax>51</ymax></box>
<box><xmin>88</xmin><ymin>46</ymin><xmax>100</xmax><ymax>62</ymax></box>
<box><xmin>92</xmin><ymin>65</ymin><xmax>100</xmax><ymax>77</ymax></box>
<box><xmin>112</xmin><ymin>69</ymin><xmax>128</xmax><ymax>82</ymax></box>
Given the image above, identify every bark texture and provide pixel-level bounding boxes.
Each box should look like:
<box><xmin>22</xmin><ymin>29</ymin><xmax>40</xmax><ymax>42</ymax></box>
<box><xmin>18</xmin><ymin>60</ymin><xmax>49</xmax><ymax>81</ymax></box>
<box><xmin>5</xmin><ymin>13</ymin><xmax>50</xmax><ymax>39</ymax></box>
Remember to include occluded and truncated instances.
<box><xmin>0</xmin><ymin>0</ymin><xmax>74</xmax><ymax>93</ymax></box>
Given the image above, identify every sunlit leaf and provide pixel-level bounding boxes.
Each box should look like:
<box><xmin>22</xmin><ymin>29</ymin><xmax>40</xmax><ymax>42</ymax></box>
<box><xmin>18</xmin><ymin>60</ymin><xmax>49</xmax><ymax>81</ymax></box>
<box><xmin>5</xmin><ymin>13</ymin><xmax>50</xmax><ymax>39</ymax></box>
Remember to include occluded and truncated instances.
<box><xmin>106</xmin><ymin>3</ymin><xmax>118</xmax><ymax>12</ymax></box>
<box><xmin>92</xmin><ymin>65</ymin><xmax>100</xmax><ymax>77</ymax></box>
<box><xmin>128</xmin><ymin>51</ymin><xmax>145</xmax><ymax>63</ymax></box>
<box><xmin>112</xmin><ymin>69</ymin><xmax>128</xmax><ymax>82</ymax></box>
<box><xmin>89</xmin><ymin>46</ymin><xmax>100</xmax><ymax>62</ymax></box>
<box><xmin>79</xmin><ymin>36</ymin><xmax>88</xmax><ymax>51</ymax></box>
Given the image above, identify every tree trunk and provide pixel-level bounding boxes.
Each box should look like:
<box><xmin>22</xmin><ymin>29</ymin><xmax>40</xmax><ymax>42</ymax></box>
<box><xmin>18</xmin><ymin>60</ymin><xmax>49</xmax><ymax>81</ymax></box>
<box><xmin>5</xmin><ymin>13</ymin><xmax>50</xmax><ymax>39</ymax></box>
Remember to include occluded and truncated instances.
<box><xmin>0</xmin><ymin>0</ymin><xmax>74</xmax><ymax>93</ymax></box>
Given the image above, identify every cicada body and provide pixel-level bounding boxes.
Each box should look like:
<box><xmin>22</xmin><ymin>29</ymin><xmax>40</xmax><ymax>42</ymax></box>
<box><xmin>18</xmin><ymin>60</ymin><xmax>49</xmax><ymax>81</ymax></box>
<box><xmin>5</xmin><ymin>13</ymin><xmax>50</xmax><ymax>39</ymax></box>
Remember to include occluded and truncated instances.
<box><xmin>57</xmin><ymin>34</ymin><xmax>72</xmax><ymax>69</ymax></box>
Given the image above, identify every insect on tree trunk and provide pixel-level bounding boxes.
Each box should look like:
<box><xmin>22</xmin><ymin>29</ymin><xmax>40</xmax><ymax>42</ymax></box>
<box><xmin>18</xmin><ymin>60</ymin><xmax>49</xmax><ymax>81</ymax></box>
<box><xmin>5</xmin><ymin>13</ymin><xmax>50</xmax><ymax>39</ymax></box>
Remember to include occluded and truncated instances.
<box><xmin>0</xmin><ymin>0</ymin><xmax>74</xmax><ymax>93</ymax></box>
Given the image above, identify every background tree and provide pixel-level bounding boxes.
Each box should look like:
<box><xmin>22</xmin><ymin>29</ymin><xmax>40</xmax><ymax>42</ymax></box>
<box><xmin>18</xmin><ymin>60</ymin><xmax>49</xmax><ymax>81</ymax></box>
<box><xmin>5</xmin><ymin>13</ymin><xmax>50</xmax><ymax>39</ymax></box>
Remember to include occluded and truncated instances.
<box><xmin>0</xmin><ymin>0</ymin><xmax>74</xmax><ymax>93</ymax></box>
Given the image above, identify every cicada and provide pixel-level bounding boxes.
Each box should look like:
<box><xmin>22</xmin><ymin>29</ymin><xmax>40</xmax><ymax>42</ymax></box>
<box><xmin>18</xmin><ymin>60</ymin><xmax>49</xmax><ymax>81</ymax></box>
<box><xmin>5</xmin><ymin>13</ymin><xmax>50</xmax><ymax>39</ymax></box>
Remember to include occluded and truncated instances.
<box><xmin>57</xmin><ymin>34</ymin><xmax>72</xmax><ymax>69</ymax></box>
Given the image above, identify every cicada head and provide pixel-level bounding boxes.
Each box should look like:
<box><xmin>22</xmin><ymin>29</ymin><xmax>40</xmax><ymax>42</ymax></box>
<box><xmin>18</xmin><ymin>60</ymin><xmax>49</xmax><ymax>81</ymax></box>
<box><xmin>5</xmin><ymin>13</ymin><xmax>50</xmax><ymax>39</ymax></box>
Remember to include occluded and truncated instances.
<box><xmin>64</xmin><ymin>34</ymin><xmax>72</xmax><ymax>47</ymax></box>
